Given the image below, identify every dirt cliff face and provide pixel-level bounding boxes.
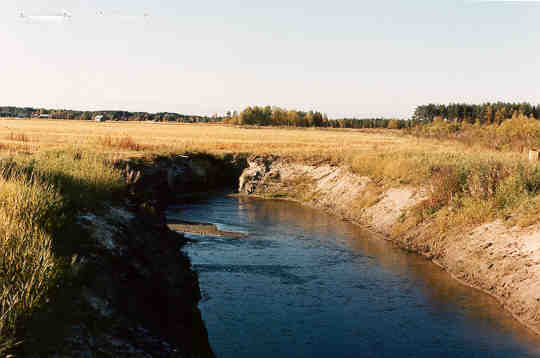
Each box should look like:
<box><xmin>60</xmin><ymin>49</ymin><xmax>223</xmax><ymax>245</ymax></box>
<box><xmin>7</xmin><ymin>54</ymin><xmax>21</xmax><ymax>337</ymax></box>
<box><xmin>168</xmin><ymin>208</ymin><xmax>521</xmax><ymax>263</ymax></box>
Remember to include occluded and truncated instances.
<box><xmin>19</xmin><ymin>205</ymin><xmax>214</xmax><ymax>358</ymax></box>
<box><xmin>70</xmin><ymin>207</ymin><xmax>214</xmax><ymax>357</ymax></box>
<box><xmin>18</xmin><ymin>155</ymin><xmax>226</xmax><ymax>357</ymax></box>
<box><xmin>238</xmin><ymin>154</ymin><xmax>540</xmax><ymax>337</ymax></box>
<box><xmin>123</xmin><ymin>153</ymin><xmax>247</xmax><ymax>210</ymax></box>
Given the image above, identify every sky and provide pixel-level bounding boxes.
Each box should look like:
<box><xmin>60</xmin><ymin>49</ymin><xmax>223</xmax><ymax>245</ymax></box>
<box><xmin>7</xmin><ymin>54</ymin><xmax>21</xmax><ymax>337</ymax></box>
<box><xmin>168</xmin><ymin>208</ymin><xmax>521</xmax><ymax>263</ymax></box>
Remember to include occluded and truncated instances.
<box><xmin>1</xmin><ymin>0</ymin><xmax>539</xmax><ymax>118</ymax></box>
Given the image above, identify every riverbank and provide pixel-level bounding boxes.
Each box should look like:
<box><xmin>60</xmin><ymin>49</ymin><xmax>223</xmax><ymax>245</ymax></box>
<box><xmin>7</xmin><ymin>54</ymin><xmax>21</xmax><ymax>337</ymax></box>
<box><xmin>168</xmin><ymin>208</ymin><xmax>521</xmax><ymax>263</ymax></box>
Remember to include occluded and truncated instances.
<box><xmin>238</xmin><ymin>154</ymin><xmax>540</xmax><ymax>337</ymax></box>
<box><xmin>0</xmin><ymin>150</ymin><xmax>242</xmax><ymax>356</ymax></box>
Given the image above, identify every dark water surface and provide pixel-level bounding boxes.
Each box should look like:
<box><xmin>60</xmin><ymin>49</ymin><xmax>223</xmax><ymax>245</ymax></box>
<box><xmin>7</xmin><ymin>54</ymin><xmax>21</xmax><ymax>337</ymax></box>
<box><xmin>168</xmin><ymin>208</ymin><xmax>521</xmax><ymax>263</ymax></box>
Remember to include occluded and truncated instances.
<box><xmin>168</xmin><ymin>195</ymin><xmax>540</xmax><ymax>358</ymax></box>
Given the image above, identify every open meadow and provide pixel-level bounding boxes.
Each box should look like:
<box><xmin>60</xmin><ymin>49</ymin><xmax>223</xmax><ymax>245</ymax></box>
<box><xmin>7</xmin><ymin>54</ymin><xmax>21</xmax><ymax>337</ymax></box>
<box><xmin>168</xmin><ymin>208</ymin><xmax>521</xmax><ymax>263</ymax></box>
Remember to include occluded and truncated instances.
<box><xmin>0</xmin><ymin>118</ymin><xmax>525</xmax><ymax>159</ymax></box>
<box><xmin>0</xmin><ymin>118</ymin><xmax>414</xmax><ymax>157</ymax></box>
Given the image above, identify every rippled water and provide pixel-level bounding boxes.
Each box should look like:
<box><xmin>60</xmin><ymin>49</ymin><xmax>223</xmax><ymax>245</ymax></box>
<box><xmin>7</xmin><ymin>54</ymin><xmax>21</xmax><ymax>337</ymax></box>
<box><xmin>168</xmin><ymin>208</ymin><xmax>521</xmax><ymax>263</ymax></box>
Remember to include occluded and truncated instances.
<box><xmin>168</xmin><ymin>195</ymin><xmax>540</xmax><ymax>358</ymax></box>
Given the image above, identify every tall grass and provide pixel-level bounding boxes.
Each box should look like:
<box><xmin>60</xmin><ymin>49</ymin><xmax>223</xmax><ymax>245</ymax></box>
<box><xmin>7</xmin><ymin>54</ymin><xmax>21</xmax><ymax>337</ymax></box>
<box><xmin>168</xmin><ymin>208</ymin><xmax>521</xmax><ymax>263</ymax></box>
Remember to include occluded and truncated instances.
<box><xmin>353</xmin><ymin>150</ymin><xmax>540</xmax><ymax>234</ymax></box>
<box><xmin>0</xmin><ymin>150</ymin><xmax>125</xmax><ymax>351</ymax></box>
<box><xmin>6</xmin><ymin>132</ymin><xmax>29</xmax><ymax>143</ymax></box>
<box><xmin>97</xmin><ymin>135</ymin><xmax>159</xmax><ymax>152</ymax></box>
<box><xmin>0</xmin><ymin>174</ymin><xmax>59</xmax><ymax>337</ymax></box>
<box><xmin>377</xmin><ymin>114</ymin><xmax>540</xmax><ymax>232</ymax></box>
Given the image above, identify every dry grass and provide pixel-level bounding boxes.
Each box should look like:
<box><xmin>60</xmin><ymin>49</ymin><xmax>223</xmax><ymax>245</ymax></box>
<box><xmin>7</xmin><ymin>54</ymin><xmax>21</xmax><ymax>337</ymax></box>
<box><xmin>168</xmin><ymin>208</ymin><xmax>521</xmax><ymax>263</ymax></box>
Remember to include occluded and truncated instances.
<box><xmin>410</xmin><ymin>114</ymin><xmax>540</xmax><ymax>152</ymax></box>
<box><xmin>6</xmin><ymin>132</ymin><xmax>29</xmax><ymax>143</ymax></box>
<box><xmin>351</xmin><ymin>182</ymin><xmax>384</xmax><ymax>210</ymax></box>
<box><xmin>97</xmin><ymin>135</ymin><xmax>147</xmax><ymax>151</ymax></box>
<box><xmin>0</xmin><ymin>149</ymin><xmax>125</xmax><ymax>352</ymax></box>
<box><xmin>0</xmin><ymin>118</ymin><xmax>497</xmax><ymax>159</ymax></box>
<box><xmin>0</xmin><ymin>174</ymin><xmax>59</xmax><ymax>335</ymax></box>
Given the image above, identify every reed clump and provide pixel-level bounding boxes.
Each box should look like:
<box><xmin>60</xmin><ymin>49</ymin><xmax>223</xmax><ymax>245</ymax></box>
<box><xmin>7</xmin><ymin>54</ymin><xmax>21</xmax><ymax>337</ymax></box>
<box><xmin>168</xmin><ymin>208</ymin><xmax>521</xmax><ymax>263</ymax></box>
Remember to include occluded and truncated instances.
<box><xmin>6</xmin><ymin>132</ymin><xmax>29</xmax><ymax>143</ymax></box>
<box><xmin>0</xmin><ymin>174</ymin><xmax>59</xmax><ymax>339</ymax></box>
<box><xmin>97</xmin><ymin>135</ymin><xmax>155</xmax><ymax>152</ymax></box>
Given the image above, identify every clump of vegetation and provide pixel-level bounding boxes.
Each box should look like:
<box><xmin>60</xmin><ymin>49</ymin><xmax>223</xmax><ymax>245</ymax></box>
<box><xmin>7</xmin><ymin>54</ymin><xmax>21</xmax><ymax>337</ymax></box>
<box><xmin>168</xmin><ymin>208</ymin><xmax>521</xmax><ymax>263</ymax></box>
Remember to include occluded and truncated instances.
<box><xmin>223</xmin><ymin>105</ymin><xmax>407</xmax><ymax>129</ymax></box>
<box><xmin>357</xmin><ymin>150</ymin><xmax>540</xmax><ymax>234</ymax></box>
<box><xmin>412</xmin><ymin>102</ymin><xmax>540</xmax><ymax>124</ymax></box>
<box><xmin>0</xmin><ymin>174</ymin><xmax>60</xmax><ymax>342</ymax></box>
<box><xmin>0</xmin><ymin>150</ymin><xmax>125</xmax><ymax>351</ymax></box>
<box><xmin>410</xmin><ymin>113</ymin><xmax>540</xmax><ymax>151</ymax></box>
<box><xmin>6</xmin><ymin>132</ymin><xmax>29</xmax><ymax>142</ymax></box>
<box><xmin>282</xmin><ymin>175</ymin><xmax>317</xmax><ymax>202</ymax></box>
<box><xmin>97</xmin><ymin>135</ymin><xmax>153</xmax><ymax>152</ymax></box>
<box><xmin>396</xmin><ymin>106</ymin><xmax>540</xmax><ymax>232</ymax></box>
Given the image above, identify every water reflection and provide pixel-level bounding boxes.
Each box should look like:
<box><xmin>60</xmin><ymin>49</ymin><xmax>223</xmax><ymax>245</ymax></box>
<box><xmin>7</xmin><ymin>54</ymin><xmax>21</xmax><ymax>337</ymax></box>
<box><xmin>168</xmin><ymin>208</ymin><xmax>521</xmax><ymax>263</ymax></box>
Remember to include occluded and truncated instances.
<box><xmin>239</xmin><ymin>197</ymin><xmax>540</xmax><ymax>346</ymax></box>
<box><xmin>169</xmin><ymin>195</ymin><xmax>540</xmax><ymax>357</ymax></box>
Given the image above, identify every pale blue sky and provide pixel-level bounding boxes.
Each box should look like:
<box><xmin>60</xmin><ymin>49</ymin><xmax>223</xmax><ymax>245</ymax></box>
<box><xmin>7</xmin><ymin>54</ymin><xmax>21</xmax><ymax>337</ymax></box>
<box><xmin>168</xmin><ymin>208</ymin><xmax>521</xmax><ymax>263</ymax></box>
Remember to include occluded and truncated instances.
<box><xmin>1</xmin><ymin>0</ymin><xmax>539</xmax><ymax>118</ymax></box>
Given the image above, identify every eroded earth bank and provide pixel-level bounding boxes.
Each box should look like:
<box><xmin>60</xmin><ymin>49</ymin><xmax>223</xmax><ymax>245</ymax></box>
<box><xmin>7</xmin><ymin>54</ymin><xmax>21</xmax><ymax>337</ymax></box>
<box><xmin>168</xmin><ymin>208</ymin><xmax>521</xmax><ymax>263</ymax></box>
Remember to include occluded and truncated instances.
<box><xmin>19</xmin><ymin>154</ymin><xmax>245</xmax><ymax>357</ymax></box>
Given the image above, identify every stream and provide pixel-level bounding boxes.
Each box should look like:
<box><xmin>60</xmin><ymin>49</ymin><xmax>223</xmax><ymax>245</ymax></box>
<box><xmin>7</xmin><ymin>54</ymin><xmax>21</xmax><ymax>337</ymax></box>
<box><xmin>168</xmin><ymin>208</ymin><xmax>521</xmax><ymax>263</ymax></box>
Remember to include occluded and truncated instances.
<box><xmin>167</xmin><ymin>195</ymin><xmax>540</xmax><ymax>357</ymax></box>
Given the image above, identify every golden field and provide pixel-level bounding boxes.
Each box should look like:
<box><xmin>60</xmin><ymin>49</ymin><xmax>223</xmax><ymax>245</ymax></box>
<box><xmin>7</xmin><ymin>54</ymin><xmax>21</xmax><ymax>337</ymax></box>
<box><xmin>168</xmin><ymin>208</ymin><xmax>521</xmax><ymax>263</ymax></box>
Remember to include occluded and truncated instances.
<box><xmin>0</xmin><ymin>118</ymin><xmax>409</xmax><ymax>156</ymax></box>
<box><xmin>0</xmin><ymin>118</ymin><xmax>524</xmax><ymax>159</ymax></box>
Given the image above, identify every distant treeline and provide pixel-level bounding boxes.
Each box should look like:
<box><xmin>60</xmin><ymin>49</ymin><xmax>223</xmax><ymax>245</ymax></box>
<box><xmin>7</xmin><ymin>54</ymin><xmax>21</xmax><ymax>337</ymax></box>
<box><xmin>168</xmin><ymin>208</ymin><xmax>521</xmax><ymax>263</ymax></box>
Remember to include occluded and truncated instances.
<box><xmin>0</xmin><ymin>106</ymin><xmax>222</xmax><ymax>123</ymax></box>
<box><xmin>223</xmin><ymin>106</ymin><xmax>409</xmax><ymax>129</ymax></box>
<box><xmin>0</xmin><ymin>105</ymin><xmax>408</xmax><ymax>129</ymax></box>
<box><xmin>413</xmin><ymin>102</ymin><xmax>540</xmax><ymax>124</ymax></box>
<box><xmin>6</xmin><ymin>103</ymin><xmax>540</xmax><ymax>129</ymax></box>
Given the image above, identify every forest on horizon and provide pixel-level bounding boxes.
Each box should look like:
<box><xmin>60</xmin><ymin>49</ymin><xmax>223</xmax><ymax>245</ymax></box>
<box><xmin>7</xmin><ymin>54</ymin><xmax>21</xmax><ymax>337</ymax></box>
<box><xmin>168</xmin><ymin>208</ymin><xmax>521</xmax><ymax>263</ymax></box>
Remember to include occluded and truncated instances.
<box><xmin>1</xmin><ymin>102</ymin><xmax>540</xmax><ymax>130</ymax></box>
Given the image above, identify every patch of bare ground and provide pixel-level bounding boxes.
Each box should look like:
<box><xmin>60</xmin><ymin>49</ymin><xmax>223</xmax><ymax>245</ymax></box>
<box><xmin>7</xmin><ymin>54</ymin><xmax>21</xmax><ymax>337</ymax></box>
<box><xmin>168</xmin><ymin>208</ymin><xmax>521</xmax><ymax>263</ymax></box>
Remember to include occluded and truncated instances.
<box><xmin>431</xmin><ymin>221</ymin><xmax>540</xmax><ymax>335</ymax></box>
<box><xmin>363</xmin><ymin>188</ymin><xmax>427</xmax><ymax>233</ymax></box>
